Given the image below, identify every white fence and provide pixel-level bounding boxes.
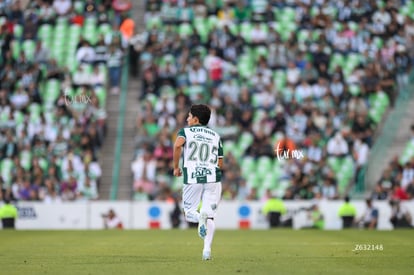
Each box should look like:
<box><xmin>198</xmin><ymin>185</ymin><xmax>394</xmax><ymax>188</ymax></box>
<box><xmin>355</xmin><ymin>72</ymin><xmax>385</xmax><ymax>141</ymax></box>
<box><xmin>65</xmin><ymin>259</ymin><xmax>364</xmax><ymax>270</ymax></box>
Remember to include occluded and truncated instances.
<box><xmin>2</xmin><ymin>200</ymin><xmax>414</xmax><ymax>230</ymax></box>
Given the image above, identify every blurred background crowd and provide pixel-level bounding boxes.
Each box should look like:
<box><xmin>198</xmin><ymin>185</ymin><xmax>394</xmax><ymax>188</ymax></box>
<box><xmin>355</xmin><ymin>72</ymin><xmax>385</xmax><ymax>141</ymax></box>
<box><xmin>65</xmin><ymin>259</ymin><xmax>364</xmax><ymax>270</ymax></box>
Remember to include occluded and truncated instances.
<box><xmin>1</xmin><ymin>0</ymin><xmax>413</xmax><ymax>204</ymax></box>
<box><xmin>0</xmin><ymin>0</ymin><xmax>133</xmax><ymax>202</ymax></box>
<box><xmin>131</xmin><ymin>0</ymin><xmax>414</xmax><ymax>202</ymax></box>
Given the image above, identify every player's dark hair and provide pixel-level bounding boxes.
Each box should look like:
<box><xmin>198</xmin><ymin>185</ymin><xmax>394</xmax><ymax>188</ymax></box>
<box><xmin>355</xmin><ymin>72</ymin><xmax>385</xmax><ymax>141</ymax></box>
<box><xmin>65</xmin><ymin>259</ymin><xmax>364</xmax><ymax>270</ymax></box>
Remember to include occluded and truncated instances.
<box><xmin>190</xmin><ymin>104</ymin><xmax>211</xmax><ymax>125</ymax></box>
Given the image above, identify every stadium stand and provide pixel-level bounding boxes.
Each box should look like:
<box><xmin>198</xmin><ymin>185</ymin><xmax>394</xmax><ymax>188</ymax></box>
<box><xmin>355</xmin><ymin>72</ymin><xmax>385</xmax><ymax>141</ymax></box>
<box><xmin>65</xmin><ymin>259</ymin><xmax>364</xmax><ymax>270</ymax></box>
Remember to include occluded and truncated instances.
<box><xmin>373</xmin><ymin>123</ymin><xmax>414</xmax><ymax>200</ymax></box>
<box><xmin>0</xmin><ymin>0</ymin><xmax>130</xmax><ymax>202</ymax></box>
<box><xmin>131</xmin><ymin>0</ymin><xmax>414</xmax><ymax>201</ymax></box>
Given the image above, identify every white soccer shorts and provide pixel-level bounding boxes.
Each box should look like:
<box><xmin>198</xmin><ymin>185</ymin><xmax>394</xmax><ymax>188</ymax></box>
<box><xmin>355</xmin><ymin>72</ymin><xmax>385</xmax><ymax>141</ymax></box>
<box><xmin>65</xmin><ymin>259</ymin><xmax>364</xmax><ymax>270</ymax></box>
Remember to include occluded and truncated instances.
<box><xmin>182</xmin><ymin>182</ymin><xmax>222</xmax><ymax>223</ymax></box>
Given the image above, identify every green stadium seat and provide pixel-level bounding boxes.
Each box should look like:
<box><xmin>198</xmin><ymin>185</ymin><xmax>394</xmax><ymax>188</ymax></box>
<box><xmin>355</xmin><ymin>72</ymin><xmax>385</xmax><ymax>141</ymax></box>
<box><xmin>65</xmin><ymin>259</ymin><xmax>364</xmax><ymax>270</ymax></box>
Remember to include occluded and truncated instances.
<box><xmin>254</xmin><ymin>45</ymin><xmax>269</xmax><ymax>60</ymax></box>
<box><xmin>19</xmin><ymin>150</ymin><xmax>32</xmax><ymax>171</ymax></box>
<box><xmin>223</xmin><ymin>140</ymin><xmax>236</xmax><ymax>157</ymax></box>
<box><xmin>13</xmin><ymin>110</ymin><xmax>25</xmax><ymax>126</ymax></box>
<box><xmin>373</xmin><ymin>36</ymin><xmax>383</xmax><ymax>49</ymax></box>
<box><xmin>193</xmin><ymin>18</ymin><xmax>209</xmax><ymax>43</ymax></box>
<box><xmin>146</xmin><ymin>16</ymin><xmax>162</xmax><ymax>30</ymax></box>
<box><xmin>348</xmin><ymin>84</ymin><xmax>361</xmax><ymax>96</ymax></box>
<box><xmin>184</xmin><ymin>85</ymin><xmax>205</xmax><ymax>101</ymax></box>
<box><xmin>368</xmin><ymin>108</ymin><xmax>382</xmax><ymax>124</ymax></box>
<box><xmin>297</xmin><ymin>29</ymin><xmax>310</xmax><ymax>43</ymax></box>
<box><xmin>262</xmin><ymin>172</ymin><xmax>278</xmax><ymax>190</ymax></box>
<box><xmin>280</xmin><ymin>7</ymin><xmax>296</xmax><ymax>22</ymax></box>
<box><xmin>73</xmin><ymin>0</ymin><xmax>84</xmax><ymax>13</ymax></box>
<box><xmin>329</xmin><ymin>53</ymin><xmax>345</xmax><ymax>71</ymax></box>
<box><xmin>257</xmin><ymin>156</ymin><xmax>273</xmax><ymax>175</ymax></box>
<box><xmin>327</xmin><ymin>156</ymin><xmax>341</xmax><ymax>173</ymax></box>
<box><xmin>22</xmin><ymin>39</ymin><xmax>36</xmax><ymax>61</ymax></box>
<box><xmin>13</xmin><ymin>24</ymin><xmax>23</xmax><ymax>39</ymax></box>
<box><xmin>273</xmin><ymin>70</ymin><xmax>287</xmax><ymax>91</ymax></box>
<box><xmin>246</xmin><ymin>173</ymin><xmax>261</xmax><ymax>189</ymax></box>
<box><xmin>98</xmin><ymin>23</ymin><xmax>112</xmax><ymax>35</ymax></box>
<box><xmin>42</xmin><ymin>80</ymin><xmax>61</xmax><ymax>109</ymax></box>
<box><xmin>29</xmin><ymin>103</ymin><xmax>42</xmax><ymax>117</ymax></box>
<box><xmin>37</xmin><ymin>24</ymin><xmax>54</xmax><ymax>47</ymax></box>
<box><xmin>94</xmin><ymin>87</ymin><xmax>107</xmax><ymax>108</ymax></box>
<box><xmin>207</xmin><ymin>15</ymin><xmax>218</xmax><ymax>31</ymax></box>
<box><xmin>11</xmin><ymin>39</ymin><xmax>21</xmax><ymax>59</ymax></box>
<box><xmin>239</xmin><ymin>22</ymin><xmax>253</xmax><ymax>43</ymax></box>
<box><xmin>0</xmin><ymin>158</ymin><xmax>14</xmax><ymax>185</ymax></box>
<box><xmin>238</xmin><ymin>132</ymin><xmax>254</xmax><ymax>151</ymax></box>
<box><xmin>241</xmin><ymin>157</ymin><xmax>256</xmax><ymax>177</ymax></box>
<box><xmin>237</xmin><ymin>54</ymin><xmax>254</xmax><ymax>79</ymax></box>
<box><xmin>178</xmin><ymin>23</ymin><xmax>193</xmax><ymax>38</ymax></box>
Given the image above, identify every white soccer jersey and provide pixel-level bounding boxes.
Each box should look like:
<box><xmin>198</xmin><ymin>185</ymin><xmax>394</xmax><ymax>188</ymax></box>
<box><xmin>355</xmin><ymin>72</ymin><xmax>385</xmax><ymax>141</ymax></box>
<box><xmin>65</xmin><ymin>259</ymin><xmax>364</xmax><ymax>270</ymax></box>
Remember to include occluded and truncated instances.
<box><xmin>177</xmin><ymin>125</ymin><xmax>223</xmax><ymax>184</ymax></box>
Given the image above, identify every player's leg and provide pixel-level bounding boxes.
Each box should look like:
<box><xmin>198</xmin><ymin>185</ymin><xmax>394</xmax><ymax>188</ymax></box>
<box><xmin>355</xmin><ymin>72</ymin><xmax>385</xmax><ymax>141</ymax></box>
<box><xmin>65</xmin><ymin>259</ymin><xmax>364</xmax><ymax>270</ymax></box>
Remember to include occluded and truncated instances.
<box><xmin>200</xmin><ymin>181</ymin><xmax>222</xmax><ymax>260</ymax></box>
<box><xmin>182</xmin><ymin>183</ymin><xmax>203</xmax><ymax>223</ymax></box>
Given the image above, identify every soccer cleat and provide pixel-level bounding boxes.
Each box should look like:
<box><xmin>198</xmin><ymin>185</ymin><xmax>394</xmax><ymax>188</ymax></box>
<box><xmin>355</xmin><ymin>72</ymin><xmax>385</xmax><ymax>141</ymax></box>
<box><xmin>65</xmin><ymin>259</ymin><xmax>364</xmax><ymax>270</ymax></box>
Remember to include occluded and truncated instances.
<box><xmin>202</xmin><ymin>251</ymin><xmax>211</xmax><ymax>261</ymax></box>
<box><xmin>198</xmin><ymin>212</ymin><xmax>208</xmax><ymax>239</ymax></box>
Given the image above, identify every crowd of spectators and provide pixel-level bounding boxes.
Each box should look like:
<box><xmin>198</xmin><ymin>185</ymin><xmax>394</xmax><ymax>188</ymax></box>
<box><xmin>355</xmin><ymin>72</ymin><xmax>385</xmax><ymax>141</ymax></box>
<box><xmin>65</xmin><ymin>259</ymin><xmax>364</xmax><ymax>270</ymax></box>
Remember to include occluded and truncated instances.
<box><xmin>131</xmin><ymin>0</ymin><xmax>414</xmax><ymax>202</ymax></box>
<box><xmin>0</xmin><ymin>0</ymin><xmax>132</xmax><ymax>203</ymax></box>
<box><xmin>373</xmin><ymin>124</ymin><xmax>414</xmax><ymax>201</ymax></box>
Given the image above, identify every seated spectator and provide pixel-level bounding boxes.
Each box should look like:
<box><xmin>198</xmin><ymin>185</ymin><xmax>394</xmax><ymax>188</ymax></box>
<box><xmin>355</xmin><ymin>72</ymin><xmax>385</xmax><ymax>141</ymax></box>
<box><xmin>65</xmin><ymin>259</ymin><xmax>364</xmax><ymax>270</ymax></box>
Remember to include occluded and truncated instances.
<box><xmin>102</xmin><ymin>209</ymin><xmax>123</xmax><ymax>229</ymax></box>
<box><xmin>1</xmin><ymin>130</ymin><xmax>18</xmax><ymax>159</ymax></box>
<box><xmin>406</xmin><ymin>180</ymin><xmax>414</xmax><ymax>200</ymax></box>
<box><xmin>187</xmin><ymin>59</ymin><xmax>207</xmax><ymax>86</ymax></box>
<box><xmin>356</xmin><ymin>198</ymin><xmax>378</xmax><ymax>229</ymax></box>
<box><xmin>131</xmin><ymin>149</ymin><xmax>157</xmax><ymax>198</ymax></box>
<box><xmin>94</xmin><ymin>36</ymin><xmax>108</xmax><ymax>65</ymax></box>
<box><xmin>153</xmin><ymin>132</ymin><xmax>173</xmax><ymax>170</ymax></box>
<box><xmin>46</xmin><ymin>59</ymin><xmax>64</xmax><ymax>80</ymax></box>
<box><xmin>78</xmin><ymin>177</ymin><xmax>98</xmax><ymax>200</ymax></box>
<box><xmin>286</xmin><ymin>61</ymin><xmax>301</xmax><ymax>86</ymax></box>
<box><xmin>89</xmin><ymin>66</ymin><xmax>105</xmax><ymax>87</ymax></box>
<box><xmin>84</xmin><ymin>0</ymin><xmax>98</xmax><ymax>18</ymax></box>
<box><xmin>326</xmin><ymin>132</ymin><xmax>349</xmax><ymax>157</ymax></box>
<box><xmin>39</xmin><ymin>178</ymin><xmax>62</xmax><ymax>204</ymax></box>
<box><xmin>203</xmin><ymin>48</ymin><xmax>224</xmax><ymax>86</ymax></box>
<box><xmin>250</xmin><ymin>22</ymin><xmax>266</xmax><ymax>45</ymax></box>
<box><xmin>53</xmin><ymin>0</ymin><xmax>72</xmax><ymax>16</ymax></box>
<box><xmin>72</xmin><ymin>65</ymin><xmax>91</xmax><ymax>88</ymax></box>
<box><xmin>371</xmin><ymin>183</ymin><xmax>389</xmax><ymax>200</ymax></box>
<box><xmin>76</xmin><ymin>41</ymin><xmax>96</xmax><ymax>65</ymax></box>
<box><xmin>97</xmin><ymin>4</ymin><xmax>110</xmax><ymax>25</ymax></box>
<box><xmin>10</xmin><ymin>86</ymin><xmax>29</xmax><ymax>110</ymax></box>
<box><xmin>401</xmin><ymin>161</ymin><xmax>414</xmax><ymax>190</ymax></box>
<box><xmin>246</xmin><ymin>130</ymin><xmax>274</xmax><ymax>159</ymax></box>
<box><xmin>391</xmin><ymin>183</ymin><xmax>409</xmax><ymax>201</ymax></box>
<box><xmin>38</xmin><ymin>1</ymin><xmax>56</xmax><ymax>25</ymax></box>
<box><xmin>389</xmin><ymin>199</ymin><xmax>412</xmax><ymax>228</ymax></box>
<box><xmin>70</xmin><ymin>10</ymin><xmax>84</xmax><ymax>26</ymax></box>
<box><xmin>320</xmin><ymin>177</ymin><xmax>338</xmax><ymax>200</ymax></box>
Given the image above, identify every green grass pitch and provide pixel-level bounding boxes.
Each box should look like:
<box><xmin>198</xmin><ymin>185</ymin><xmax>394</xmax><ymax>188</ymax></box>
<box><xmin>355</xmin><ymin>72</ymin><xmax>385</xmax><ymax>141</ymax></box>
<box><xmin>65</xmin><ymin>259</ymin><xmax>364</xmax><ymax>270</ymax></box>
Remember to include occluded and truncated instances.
<box><xmin>0</xmin><ymin>229</ymin><xmax>413</xmax><ymax>275</ymax></box>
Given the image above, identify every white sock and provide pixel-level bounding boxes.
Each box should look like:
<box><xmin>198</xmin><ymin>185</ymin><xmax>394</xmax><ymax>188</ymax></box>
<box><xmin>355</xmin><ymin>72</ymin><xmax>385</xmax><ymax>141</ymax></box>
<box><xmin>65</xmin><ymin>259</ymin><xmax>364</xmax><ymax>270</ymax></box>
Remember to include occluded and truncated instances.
<box><xmin>203</xmin><ymin>218</ymin><xmax>215</xmax><ymax>253</ymax></box>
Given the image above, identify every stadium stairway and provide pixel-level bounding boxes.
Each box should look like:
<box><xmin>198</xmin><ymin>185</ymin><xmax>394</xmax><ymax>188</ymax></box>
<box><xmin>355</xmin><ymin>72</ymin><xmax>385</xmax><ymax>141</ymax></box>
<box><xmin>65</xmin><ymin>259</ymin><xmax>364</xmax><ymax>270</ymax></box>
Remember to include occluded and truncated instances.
<box><xmin>364</xmin><ymin>73</ymin><xmax>414</xmax><ymax>195</ymax></box>
<box><xmin>99</xmin><ymin>0</ymin><xmax>146</xmax><ymax>200</ymax></box>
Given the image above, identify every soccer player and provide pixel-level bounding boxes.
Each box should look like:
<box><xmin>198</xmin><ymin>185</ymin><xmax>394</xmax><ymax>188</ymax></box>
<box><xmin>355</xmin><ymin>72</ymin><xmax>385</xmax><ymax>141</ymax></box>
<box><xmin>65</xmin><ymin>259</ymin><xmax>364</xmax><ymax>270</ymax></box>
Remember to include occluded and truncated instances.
<box><xmin>173</xmin><ymin>104</ymin><xmax>223</xmax><ymax>261</ymax></box>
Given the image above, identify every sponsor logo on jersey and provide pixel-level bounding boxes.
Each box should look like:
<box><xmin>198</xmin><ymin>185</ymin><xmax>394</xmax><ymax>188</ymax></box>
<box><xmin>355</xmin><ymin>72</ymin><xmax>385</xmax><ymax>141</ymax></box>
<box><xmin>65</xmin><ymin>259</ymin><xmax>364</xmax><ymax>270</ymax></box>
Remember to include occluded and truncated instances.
<box><xmin>194</xmin><ymin>134</ymin><xmax>213</xmax><ymax>143</ymax></box>
<box><xmin>189</xmin><ymin>127</ymin><xmax>216</xmax><ymax>136</ymax></box>
<box><xmin>191</xmin><ymin>167</ymin><xmax>212</xmax><ymax>178</ymax></box>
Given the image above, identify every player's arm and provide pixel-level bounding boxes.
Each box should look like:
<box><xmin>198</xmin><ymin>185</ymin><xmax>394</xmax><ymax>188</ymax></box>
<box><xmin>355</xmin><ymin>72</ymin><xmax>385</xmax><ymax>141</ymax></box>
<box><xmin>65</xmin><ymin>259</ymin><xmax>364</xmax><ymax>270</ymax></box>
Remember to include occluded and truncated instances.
<box><xmin>217</xmin><ymin>138</ymin><xmax>224</xmax><ymax>170</ymax></box>
<box><xmin>218</xmin><ymin>157</ymin><xmax>223</xmax><ymax>170</ymax></box>
<box><xmin>173</xmin><ymin>136</ymin><xmax>186</xmax><ymax>176</ymax></box>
